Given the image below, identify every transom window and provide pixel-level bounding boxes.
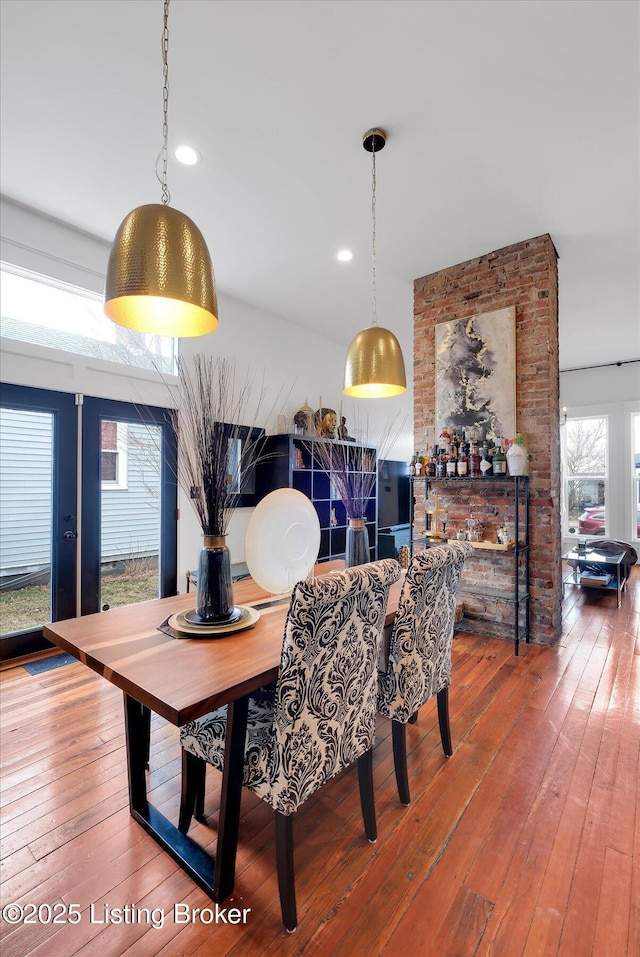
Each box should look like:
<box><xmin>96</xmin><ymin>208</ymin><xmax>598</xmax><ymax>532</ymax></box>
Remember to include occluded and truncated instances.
<box><xmin>0</xmin><ymin>265</ymin><xmax>177</xmax><ymax>374</ymax></box>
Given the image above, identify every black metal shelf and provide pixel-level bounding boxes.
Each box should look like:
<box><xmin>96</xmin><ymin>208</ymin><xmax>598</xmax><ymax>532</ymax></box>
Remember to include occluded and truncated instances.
<box><xmin>460</xmin><ymin>583</ymin><xmax>531</xmax><ymax>603</ymax></box>
<box><xmin>256</xmin><ymin>434</ymin><xmax>378</xmax><ymax>563</ymax></box>
<box><xmin>409</xmin><ymin>474</ymin><xmax>530</xmax><ymax>655</ymax></box>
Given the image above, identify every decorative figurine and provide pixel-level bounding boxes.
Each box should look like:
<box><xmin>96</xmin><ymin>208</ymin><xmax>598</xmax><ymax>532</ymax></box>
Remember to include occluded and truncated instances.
<box><xmin>337</xmin><ymin>416</ymin><xmax>355</xmax><ymax>441</ymax></box>
<box><xmin>294</xmin><ymin>399</ymin><xmax>315</xmax><ymax>436</ymax></box>
<box><xmin>315</xmin><ymin>407</ymin><xmax>337</xmax><ymax>438</ymax></box>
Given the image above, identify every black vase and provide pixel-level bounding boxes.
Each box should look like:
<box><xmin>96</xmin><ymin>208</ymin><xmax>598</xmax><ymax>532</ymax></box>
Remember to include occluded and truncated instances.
<box><xmin>196</xmin><ymin>535</ymin><xmax>235</xmax><ymax>622</ymax></box>
<box><xmin>345</xmin><ymin>518</ymin><xmax>369</xmax><ymax>568</ymax></box>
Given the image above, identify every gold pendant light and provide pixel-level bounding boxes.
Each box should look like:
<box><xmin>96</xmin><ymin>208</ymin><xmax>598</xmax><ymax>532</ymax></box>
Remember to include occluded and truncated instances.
<box><xmin>343</xmin><ymin>128</ymin><xmax>406</xmax><ymax>398</ymax></box>
<box><xmin>104</xmin><ymin>0</ymin><xmax>218</xmax><ymax>337</ymax></box>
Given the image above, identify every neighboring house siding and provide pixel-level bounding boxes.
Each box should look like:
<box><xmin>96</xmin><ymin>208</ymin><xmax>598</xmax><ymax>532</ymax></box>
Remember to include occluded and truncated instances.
<box><xmin>0</xmin><ymin>414</ymin><xmax>159</xmax><ymax>578</ymax></box>
<box><xmin>0</xmin><ymin>407</ymin><xmax>53</xmax><ymax>576</ymax></box>
<box><xmin>101</xmin><ymin>422</ymin><xmax>160</xmax><ymax>563</ymax></box>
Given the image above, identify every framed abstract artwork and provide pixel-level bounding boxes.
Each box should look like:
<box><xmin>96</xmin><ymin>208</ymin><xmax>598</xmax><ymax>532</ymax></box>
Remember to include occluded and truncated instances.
<box><xmin>435</xmin><ymin>305</ymin><xmax>516</xmax><ymax>443</ymax></box>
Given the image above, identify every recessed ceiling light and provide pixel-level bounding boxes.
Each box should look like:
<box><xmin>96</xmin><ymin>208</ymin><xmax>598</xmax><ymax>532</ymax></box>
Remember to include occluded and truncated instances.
<box><xmin>337</xmin><ymin>250</ymin><xmax>353</xmax><ymax>262</ymax></box>
<box><xmin>175</xmin><ymin>144</ymin><xmax>201</xmax><ymax>166</ymax></box>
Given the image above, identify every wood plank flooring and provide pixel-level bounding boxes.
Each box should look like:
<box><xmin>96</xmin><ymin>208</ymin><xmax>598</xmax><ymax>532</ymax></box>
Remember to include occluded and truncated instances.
<box><xmin>1</xmin><ymin>568</ymin><xmax>638</xmax><ymax>956</ymax></box>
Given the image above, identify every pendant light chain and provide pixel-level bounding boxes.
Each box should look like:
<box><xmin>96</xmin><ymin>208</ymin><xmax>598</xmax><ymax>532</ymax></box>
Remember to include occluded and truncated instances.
<box><xmin>159</xmin><ymin>0</ymin><xmax>171</xmax><ymax>205</ymax></box>
<box><xmin>371</xmin><ymin>145</ymin><xmax>378</xmax><ymax>327</ymax></box>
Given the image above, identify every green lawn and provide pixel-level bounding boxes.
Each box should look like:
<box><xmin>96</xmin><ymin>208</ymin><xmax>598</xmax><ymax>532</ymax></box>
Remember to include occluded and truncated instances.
<box><xmin>0</xmin><ymin>569</ymin><xmax>159</xmax><ymax>634</ymax></box>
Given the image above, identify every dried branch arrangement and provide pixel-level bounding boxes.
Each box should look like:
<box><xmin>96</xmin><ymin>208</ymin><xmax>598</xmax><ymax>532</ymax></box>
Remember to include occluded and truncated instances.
<box><xmin>310</xmin><ymin>414</ymin><xmax>406</xmax><ymax>520</ymax></box>
<box><xmin>171</xmin><ymin>355</ymin><xmax>272</xmax><ymax>536</ymax></box>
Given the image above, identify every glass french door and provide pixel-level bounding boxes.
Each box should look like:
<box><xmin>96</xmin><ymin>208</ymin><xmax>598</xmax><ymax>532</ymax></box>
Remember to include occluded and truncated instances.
<box><xmin>0</xmin><ymin>385</ymin><xmax>77</xmax><ymax>658</ymax></box>
<box><xmin>0</xmin><ymin>386</ymin><xmax>177</xmax><ymax>658</ymax></box>
<box><xmin>80</xmin><ymin>398</ymin><xmax>177</xmax><ymax>616</ymax></box>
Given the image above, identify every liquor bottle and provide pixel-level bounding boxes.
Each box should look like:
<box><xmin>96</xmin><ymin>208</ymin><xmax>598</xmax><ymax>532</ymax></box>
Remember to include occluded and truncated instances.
<box><xmin>506</xmin><ymin>434</ymin><xmax>528</xmax><ymax>475</ymax></box>
<box><xmin>446</xmin><ymin>443</ymin><xmax>457</xmax><ymax>477</ymax></box>
<box><xmin>469</xmin><ymin>441</ymin><xmax>481</xmax><ymax>478</ymax></box>
<box><xmin>436</xmin><ymin>446</ymin><xmax>447</xmax><ymax>477</ymax></box>
<box><xmin>415</xmin><ymin>451</ymin><xmax>423</xmax><ymax>476</ymax></box>
<box><xmin>427</xmin><ymin>444</ymin><xmax>438</xmax><ymax>477</ymax></box>
<box><xmin>480</xmin><ymin>441</ymin><xmax>492</xmax><ymax>477</ymax></box>
<box><xmin>457</xmin><ymin>442</ymin><xmax>469</xmax><ymax>476</ymax></box>
<box><xmin>492</xmin><ymin>439</ymin><xmax>507</xmax><ymax>476</ymax></box>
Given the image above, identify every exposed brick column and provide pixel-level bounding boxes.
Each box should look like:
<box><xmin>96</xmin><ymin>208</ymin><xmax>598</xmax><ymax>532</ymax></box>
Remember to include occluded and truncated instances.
<box><xmin>413</xmin><ymin>234</ymin><xmax>561</xmax><ymax>646</ymax></box>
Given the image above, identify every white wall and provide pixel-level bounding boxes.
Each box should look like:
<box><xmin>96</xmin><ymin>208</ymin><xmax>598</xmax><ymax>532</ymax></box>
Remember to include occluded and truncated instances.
<box><xmin>560</xmin><ymin>362</ymin><xmax>640</xmax><ymax>550</ymax></box>
<box><xmin>1</xmin><ymin>198</ymin><xmax>414</xmax><ymax>587</ymax></box>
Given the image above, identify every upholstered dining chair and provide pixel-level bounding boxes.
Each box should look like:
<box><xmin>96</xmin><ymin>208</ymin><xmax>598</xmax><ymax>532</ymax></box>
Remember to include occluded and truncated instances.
<box><xmin>179</xmin><ymin>558</ymin><xmax>401</xmax><ymax>932</ymax></box>
<box><xmin>377</xmin><ymin>541</ymin><xmax>472</xmax><ymax>805</ymax></box>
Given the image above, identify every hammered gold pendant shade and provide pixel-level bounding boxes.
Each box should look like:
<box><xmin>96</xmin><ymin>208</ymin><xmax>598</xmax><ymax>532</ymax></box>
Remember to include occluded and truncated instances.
<box><xmin>105</xmin><ymin>204</ymin><xmax>218</xmax><ymax>337</ymax></box>
<box><xmin>343</xmin><ymin>325</ymin><xmax>407</xmax><ymax>398</ymax></box>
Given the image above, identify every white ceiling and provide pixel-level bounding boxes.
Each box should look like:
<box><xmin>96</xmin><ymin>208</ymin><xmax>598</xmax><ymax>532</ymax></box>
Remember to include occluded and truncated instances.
<box><xmin>1</xmin><ymin>0</ymin><xmax>638</xmax><ymax>372</ymax></box>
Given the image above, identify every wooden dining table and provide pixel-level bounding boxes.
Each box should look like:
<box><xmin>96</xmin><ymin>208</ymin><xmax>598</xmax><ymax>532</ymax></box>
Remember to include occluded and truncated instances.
<box><xmin>43</xmin><ymin>562</ymin><xmax>402</xmax><ymax>904</ymax></box>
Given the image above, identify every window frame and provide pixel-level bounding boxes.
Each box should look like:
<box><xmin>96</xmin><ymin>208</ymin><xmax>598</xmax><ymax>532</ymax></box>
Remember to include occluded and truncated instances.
<box><xmin>81</xmin><ymin>397</ymin><xmax>177</xmax><ymax>615</ymax></box>
<box><xmin>0</xmin><ymin>262</ymin><xmax>178</xmax><ymax>376</ymax></box>
<box><xmin>100</xmin><ymin>420</ymin><xmax>128</xmax><ymax>490</ymax></box>
<box><xmin>631</xmin><ymin>409</ymin><xmax>640</xmax><ymax>544</ymax></box>
<box><xmin>0</xmin><ymin>384</ymin><xmax>78</xmax><ymax>659</ymax></box>
<box><xmin>561</xmin><ymin>412</ymin><xmax>610</xmax><ymax>539</ymax></box>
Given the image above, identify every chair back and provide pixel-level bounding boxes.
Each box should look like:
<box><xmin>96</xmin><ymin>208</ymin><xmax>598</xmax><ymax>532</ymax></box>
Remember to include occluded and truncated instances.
<box><xmin>268</xmin><ymin>559</ymin><xmax>401</xmax><ymax>815</ymax></box>
<box><xmin>378</xmin><ymin>542</ymin><xmax>472</xmax><ymax>723</ymax></box>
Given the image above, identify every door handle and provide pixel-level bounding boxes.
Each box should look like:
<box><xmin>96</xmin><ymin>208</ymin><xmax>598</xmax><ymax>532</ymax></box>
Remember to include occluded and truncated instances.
<box><xmin>62</xmin><ymin>530</ymin><xmax>78</xmax><ymax>539</ymax></box>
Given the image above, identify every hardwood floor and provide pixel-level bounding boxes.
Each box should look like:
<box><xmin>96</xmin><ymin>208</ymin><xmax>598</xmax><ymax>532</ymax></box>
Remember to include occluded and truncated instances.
<box><xmin>1</xmin><ymin>569</ymin><xmax>638</xmax><ymax>956</ymax></box>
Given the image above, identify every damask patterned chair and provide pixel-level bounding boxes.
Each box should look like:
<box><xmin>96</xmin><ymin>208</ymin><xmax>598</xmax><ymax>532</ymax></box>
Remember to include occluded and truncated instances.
<box><xmin>378</xmin><ymin>541</ymin><xmax>472</xmax><ymax>805</ymax></box>
<box><xmin>179</xmin><ymin>558</ymin><xmax>401</xmax><ymax>931</ymax></box>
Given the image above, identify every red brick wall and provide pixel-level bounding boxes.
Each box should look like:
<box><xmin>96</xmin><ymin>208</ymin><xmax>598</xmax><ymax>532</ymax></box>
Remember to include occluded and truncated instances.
<box><xmin>413</xmin><ymin>234</ymin><xmax>561</xmax><ymax>646</ymax></box>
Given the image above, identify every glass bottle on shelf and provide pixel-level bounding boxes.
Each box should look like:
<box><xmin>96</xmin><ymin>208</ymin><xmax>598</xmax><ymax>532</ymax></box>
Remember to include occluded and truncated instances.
<box><xmin>457</xmin><ymin>442</ymin><xmax>469</xmax><ymax>476</ymax></box>
<box><xmin>424</xmin><ymin>450</ymin><xmax>434</xmax><ymax>477</ymax></box>
<box><xmin>507</xmin><ymin>434</ymin><xmax>528</xmax><ymax>475</ymax></box>
<box><xmin>470</xmin><ymin>441</ymin><xmax>481</xmax><ymax>478</ymax></box>
<box><xmin>492</xmin><ymin>439</ymin><xmax>507</xmax><ymax>475</ymax></box>
<box><xmin>480</xmin><ymin>441</ymin><xmax>492</xmax><ymax>477</ymax></box>
<box><xmin>446</xmin><ymin>441</ymin><xmax>457</xmax><ymax>476</ymax></box>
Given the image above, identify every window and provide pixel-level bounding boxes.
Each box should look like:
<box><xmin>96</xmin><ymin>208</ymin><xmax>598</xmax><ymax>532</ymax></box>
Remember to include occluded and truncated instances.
<box><xmin>0</xmin><ymin>265</ymin><xmax>177</xmax><ymax>374</ymax></box>
<box><xmin>562</xmin><ymin>415</ymin><xmax>608</xmax><ymax>538</ymax></box>
<box><xmin>632</xmin><ymin>412</ymin><xmax>640</xmax><ymax>541</ymax></box>
<box><xmin>100</xmin><ymin>420</ymin><xmax>128</xmax><ymax>489</ymax></box>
